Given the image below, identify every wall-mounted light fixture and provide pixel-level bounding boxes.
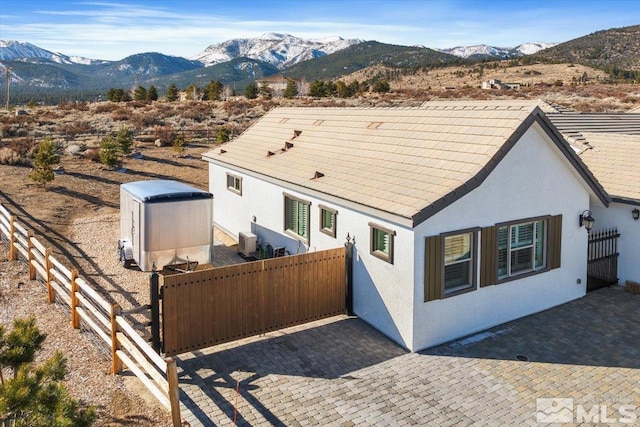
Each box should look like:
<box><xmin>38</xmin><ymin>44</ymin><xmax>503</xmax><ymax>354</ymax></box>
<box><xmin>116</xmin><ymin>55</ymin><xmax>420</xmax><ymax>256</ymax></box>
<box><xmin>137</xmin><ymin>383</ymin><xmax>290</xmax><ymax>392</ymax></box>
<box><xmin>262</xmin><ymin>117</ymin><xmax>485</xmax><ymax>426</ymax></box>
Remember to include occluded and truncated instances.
<box><xmin>579</xmin><ymin>210</ymin><xmax>595</xmax><ymax>231</ymax></box>
<box><xmin>633</xmin><ymin>208</ymin><xmax>640</xmax><ymax>221</ymax></box>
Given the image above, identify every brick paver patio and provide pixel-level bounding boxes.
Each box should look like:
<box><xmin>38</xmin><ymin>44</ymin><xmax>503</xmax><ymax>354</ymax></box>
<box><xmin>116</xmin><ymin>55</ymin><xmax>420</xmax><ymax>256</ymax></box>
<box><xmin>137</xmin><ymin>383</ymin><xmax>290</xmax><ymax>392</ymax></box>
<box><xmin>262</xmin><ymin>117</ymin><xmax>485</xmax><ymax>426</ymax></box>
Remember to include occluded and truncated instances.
<box><xmin>176</xmin><ymin>279</ymin><xmax>640</xmax><ymax>426</ymax></box>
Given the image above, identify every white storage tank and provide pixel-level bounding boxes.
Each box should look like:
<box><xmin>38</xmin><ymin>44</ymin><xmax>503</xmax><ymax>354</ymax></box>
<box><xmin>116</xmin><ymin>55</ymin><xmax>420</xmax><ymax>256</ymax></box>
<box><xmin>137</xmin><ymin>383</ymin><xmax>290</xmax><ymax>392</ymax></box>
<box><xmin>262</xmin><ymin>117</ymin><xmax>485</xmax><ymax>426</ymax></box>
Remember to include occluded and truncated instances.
<box><xmin>118</xmin><ymin>180</ymin><xmax>213</xmax><ymax>271</ymax></box>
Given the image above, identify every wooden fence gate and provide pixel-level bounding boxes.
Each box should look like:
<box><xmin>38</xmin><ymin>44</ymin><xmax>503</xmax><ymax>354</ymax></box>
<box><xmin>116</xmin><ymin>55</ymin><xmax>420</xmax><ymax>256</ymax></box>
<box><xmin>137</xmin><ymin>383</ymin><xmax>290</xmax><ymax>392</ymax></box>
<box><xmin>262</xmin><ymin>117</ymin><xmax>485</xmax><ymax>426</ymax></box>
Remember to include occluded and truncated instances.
<box><xmin>161</xmin><ymin>247</ymin><xmax>346</xmax><ymax>356</ymax></box>
<box><xmin>587</xmin><ymin>227</ymin><xmax>620</xmax><ymax>292</ymax></box>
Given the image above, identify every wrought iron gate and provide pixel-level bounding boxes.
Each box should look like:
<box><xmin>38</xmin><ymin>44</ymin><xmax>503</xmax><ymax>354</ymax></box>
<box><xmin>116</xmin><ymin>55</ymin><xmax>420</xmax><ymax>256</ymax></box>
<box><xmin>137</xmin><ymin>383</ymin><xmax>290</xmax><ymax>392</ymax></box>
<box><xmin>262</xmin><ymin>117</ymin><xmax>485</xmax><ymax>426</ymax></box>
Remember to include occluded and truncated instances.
<box><xmin>587</xmin><ymin>228</ymin><xmax>620</xmax><ymax>292</ymax></box>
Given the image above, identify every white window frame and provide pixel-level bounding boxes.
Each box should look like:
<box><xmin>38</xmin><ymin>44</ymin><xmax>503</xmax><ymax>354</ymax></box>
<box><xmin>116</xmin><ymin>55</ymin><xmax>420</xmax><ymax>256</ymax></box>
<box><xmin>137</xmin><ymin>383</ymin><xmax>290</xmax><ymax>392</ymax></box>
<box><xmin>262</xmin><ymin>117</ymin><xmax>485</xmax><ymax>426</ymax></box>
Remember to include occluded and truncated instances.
<box><xmin>442</xmin><ymin>229</ymin><xmax>478</xmax><ymax>296</ymax></box>
<box><xmin>226</xmin><ymin>173</ymin><xmax>242</xmax><ymax>195</ymax></box>
<box><xmin>497</xmin><ymin>217</ymin><xmax>547</xmax><ymax>280</ymax></box>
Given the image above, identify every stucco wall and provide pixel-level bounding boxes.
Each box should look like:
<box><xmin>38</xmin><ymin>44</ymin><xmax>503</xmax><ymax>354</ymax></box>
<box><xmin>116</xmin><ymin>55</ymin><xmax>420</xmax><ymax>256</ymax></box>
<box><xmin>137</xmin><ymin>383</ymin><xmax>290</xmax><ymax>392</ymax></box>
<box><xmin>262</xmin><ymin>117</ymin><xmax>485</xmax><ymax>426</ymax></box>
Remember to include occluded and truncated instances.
<box><xmin>590</xmin><ymin>202</ymin><xmax>640</xmax><ymax>285</ymax></box>
<box><xmin>208</xmin><ymin>163</ymin><xmax>416</xmax><ymax>348</ymax></box>
<box><xmin>411</xmin><ymin>123</ymin><xmax>593</xmax><ymax>351</ymax></box>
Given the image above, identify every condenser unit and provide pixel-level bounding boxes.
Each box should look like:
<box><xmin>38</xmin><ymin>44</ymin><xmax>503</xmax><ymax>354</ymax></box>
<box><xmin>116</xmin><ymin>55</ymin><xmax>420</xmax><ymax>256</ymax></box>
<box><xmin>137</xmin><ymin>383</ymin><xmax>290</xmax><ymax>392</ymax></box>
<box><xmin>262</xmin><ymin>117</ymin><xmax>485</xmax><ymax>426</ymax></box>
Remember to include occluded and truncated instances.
<box><xmin>238</xmin><ymin>231</ymin><xmax>257</xmax><ymax>257</ymax></box>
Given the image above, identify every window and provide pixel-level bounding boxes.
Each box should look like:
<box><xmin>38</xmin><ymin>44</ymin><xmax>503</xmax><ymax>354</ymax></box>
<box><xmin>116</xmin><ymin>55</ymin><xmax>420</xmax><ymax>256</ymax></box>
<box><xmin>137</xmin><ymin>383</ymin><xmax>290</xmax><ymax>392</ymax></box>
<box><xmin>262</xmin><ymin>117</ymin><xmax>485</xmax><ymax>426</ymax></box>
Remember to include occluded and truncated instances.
<box><xmin>226</xmin><ymin>173</ymin><xmax>242</xmax><ymax>195</ymax></box>
<box><xmin>284</xmin><ymin>194</ymin><xmax>310</xmax><ymax>243</ymax></box>
<box><xmin>319</xmin><ymin>205</ymin><xmax>337</xmax><ymax>238</ymax></box>
<box><xmin>369</xmin><ymin>223</ymin><xmax>395</xmax><ymax>264</ymax></box>
<box><xmin>497</xmin><ymin>219</ymin><xmax>546</xmax><ymax>279</ymax></box>
<box><xmin>443</xmin><ymin>232</ymin><xmax>475</xmax><ymax>294</ymax></box>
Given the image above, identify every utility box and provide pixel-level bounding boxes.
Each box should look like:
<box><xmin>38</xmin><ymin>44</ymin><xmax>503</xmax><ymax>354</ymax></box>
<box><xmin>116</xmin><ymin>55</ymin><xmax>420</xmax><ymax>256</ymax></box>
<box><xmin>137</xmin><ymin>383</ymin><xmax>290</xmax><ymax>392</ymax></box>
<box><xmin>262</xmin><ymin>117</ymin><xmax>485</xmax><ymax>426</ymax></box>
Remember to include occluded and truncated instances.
<box><xmin>118</xmin><ymin>180</ymin><xmax>213</xmax><ymax>271</ymax></box>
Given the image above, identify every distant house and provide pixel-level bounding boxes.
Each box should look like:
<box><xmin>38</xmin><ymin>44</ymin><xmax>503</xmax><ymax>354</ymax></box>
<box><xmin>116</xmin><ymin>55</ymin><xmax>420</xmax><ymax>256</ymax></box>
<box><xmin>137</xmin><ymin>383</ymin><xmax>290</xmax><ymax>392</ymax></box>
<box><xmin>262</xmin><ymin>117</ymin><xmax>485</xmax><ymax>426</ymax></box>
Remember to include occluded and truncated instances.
<box><xmin>203</xmin><ymin>100</ymin><xmax>609</xmax><ymax>351</ymax></box>
<box><xmin>481</xmin><ymin>79</ymin><xmax>521</xmax><ymax>90</ymax></box>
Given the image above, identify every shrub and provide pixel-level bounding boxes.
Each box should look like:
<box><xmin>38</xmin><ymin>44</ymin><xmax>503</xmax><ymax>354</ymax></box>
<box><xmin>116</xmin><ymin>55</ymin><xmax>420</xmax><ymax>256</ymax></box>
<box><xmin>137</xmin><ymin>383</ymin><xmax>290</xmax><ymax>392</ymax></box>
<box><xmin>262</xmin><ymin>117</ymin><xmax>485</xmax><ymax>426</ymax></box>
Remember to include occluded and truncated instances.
<box><xmin>28</xmin><ymin>136</ymin><xmax>59</xmax><ymax>188</ymax></box>
<box><xmin>154</xmin><ymin>126</ymin><xmax>175</xmax><ymax>146</ymax></box>
<box><xmin>99</xmin><ymin>135</ymin><xmax>119</xmax><ymax>168</ymax></box>
<box><xmin>0</xmin><ymin>147</ymin><xmax>23</xmax><ymax>165</ymax></box>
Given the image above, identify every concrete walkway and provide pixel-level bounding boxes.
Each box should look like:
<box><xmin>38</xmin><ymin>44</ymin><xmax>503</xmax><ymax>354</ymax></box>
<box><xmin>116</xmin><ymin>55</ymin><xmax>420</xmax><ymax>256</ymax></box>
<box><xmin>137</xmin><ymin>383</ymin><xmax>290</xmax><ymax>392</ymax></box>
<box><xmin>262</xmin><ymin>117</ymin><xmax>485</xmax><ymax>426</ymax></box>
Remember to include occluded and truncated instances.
<box><xmin>176</xmin><ymin>286</ymin><xmax>640</xmax><ymax>426</ymax></box>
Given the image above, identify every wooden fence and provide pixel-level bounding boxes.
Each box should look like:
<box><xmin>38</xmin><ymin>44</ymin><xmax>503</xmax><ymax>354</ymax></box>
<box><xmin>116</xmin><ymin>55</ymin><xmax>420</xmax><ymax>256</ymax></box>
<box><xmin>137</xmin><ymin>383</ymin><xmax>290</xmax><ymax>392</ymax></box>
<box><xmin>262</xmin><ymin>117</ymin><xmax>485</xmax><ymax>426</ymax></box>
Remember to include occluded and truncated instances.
<box><xmin>0</xmin><ymin>203</ymin><xmax>181</xmax><ymax>427</ymax></box>
<box><xmin>162</xmin><ymin>247</ymin><xmax>346</xmax><ymax>356</ymax></box>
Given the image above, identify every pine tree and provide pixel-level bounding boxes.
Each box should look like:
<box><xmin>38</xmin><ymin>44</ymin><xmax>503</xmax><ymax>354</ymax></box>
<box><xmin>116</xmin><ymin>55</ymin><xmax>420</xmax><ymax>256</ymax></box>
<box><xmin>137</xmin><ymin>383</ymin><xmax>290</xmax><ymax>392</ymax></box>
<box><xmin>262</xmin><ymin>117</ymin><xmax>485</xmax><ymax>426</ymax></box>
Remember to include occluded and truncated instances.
<box><xmin>216</xmin><ymin>126</ymin><xmax>230</xmax><ymax>143</ymax></box>
<box><xmin>146</xmin><ymin>85</ymin><xmax>158</xmax><ymax>101</ymax></box>
<box><xmin>244</xmin><ymin>82</ymin><xmax>258</xmax><ymax>99</ymax></box>
<box><xmin>283</xmin><ymin>79</ymin><xmax>298</xmax><ymax>99</ymax></box>
<box><xmin>204</xmin><ymin>80</ymin><xmax>223</xmax><ymax>101</ymax></box>
<box><xmin>165</xmin><ymin>84</ymin><xmax>178</xmax><ymax>102</ymax></box>
<box><xmin>99</xmin><ymin>135</ymin><xmax>119</xmax><ymax>168</ymax></box>
<box><xmin>29</xmin><ymin>136</ymin><xmax>59</xmax><ymax>189</ymax></box>
<box><xmin>116</xmin><ymin>126</ymin><xmax>133</xmax><ymax>157</ymax></box>
<box><xmin>258</xmin><ymin>81</ymin><xmax>272</xmax><ymax>99</ymax></box>
<box><xmin>133</xmin><ymin>86</ymin><xmax>147</xmax><ymax>101</ymax></box>
<box><xmin>0</xmin><ymin>317</ymin><xmax>96</xmax><ymax>426</ymax></box>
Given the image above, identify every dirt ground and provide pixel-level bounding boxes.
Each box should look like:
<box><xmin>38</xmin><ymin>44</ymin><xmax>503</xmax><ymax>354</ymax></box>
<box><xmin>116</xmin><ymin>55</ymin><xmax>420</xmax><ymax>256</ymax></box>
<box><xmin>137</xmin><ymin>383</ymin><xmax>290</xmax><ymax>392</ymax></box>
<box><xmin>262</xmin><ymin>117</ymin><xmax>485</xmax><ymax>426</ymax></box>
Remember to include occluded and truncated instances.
<box><xmin>0</xmin><ymin>141</ymin><xmax>212</xmax><ymax>426</ymax></box>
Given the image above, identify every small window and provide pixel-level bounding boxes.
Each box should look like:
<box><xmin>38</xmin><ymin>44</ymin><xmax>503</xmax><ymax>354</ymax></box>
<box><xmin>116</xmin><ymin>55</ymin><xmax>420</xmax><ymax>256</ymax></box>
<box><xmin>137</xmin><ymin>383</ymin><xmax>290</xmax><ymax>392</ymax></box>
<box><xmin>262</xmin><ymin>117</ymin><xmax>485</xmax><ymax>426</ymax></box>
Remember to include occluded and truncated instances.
<box><xmin>369</xmin><ymin>223</ymin><xmax>395</xmax><ymax>264</ymax></box>
<box><xmin>319</xmin><ymin>205</ymin><xmax>337</xmax><ymax>238</ymax></box>
<box><xmin>443</xmin><ymin>231</ymin><xmax>476</xmax><ymax>295</ymax></box>
<box><xmin>226</xmin><ymin>173</ymin><xmax>242</xmax><ymax>195</ymax></box>
<box><xmin>498</xmin><ymin>218</ymin><xmax>547</xmax><ymax>280</ymax></box>
<box><xmin>284</xmin><ymin>194</ymin><xmax>310</xmax><ymax>243</ymax></box>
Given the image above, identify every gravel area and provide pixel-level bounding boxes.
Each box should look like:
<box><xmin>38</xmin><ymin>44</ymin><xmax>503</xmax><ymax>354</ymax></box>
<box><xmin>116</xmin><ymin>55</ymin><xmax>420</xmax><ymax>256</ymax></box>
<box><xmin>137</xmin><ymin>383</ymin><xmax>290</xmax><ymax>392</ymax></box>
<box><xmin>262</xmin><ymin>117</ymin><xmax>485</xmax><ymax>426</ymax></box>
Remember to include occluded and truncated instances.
<box><xmin>0</xmin><ymin>214</ymin><xmax>172</xmax><ymax>426</ymax></box>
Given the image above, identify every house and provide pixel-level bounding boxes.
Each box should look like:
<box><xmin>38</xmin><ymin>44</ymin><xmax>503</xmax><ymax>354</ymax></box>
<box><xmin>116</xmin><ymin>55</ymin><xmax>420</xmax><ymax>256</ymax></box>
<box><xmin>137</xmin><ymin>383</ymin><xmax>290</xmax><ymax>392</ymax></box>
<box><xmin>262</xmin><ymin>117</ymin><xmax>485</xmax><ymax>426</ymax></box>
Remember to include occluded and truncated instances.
<box><xmin>546</xmin><ymin>110</ymin><xmax>640</xmax><ymax>285</ymax></box>
<box><xmin>481</xmin><ymin>79</ymin><xmax>520</xmax><ymax>90</ymax></box>
<box><xmin>203</xmin><ymin>100</ymin><xmax>609</xmax><ymax>351</ymax></box>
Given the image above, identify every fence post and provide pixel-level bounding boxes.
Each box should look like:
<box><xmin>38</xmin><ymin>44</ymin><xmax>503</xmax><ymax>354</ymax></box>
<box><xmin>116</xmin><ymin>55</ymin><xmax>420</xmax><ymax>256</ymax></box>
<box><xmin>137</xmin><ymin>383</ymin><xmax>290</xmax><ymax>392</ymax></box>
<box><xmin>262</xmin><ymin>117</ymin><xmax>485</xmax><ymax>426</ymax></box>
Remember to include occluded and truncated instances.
<box><xmin>8</xmin><ymin>216</ymin><xmax>15</xmax><ymax>260</ymax></box>
<box><xmin>70</xmin><ymin>269</ymin><xmax>80</xmax><ymax>329</ymax></box>
<box><xmin>45</xmin><ymin>248</ymin><xmax>55</xmax><ymax>303</ymax></box>
<box><xmin>344</xmin><ymin>234</ymin><xmax>354</xmax><ymax>316</ymax></box>
<box><xmin>110</xmin><ymin>304</ymin><xmax>122</xmax><ymax>374</ymax></box>
<box><xmin>166</xmin><ymin>357</ymin><xmax>182</xmax><ymax>427</ymax></box>
<box><xmin>150</xmin><ymin>270</ymin><xmax>161</xmax><ymax>353</ymax></box>
<box><xmin>27</xmin><ymin>231</ymin><xmax>35</xmax><ymax>280</ymax></box>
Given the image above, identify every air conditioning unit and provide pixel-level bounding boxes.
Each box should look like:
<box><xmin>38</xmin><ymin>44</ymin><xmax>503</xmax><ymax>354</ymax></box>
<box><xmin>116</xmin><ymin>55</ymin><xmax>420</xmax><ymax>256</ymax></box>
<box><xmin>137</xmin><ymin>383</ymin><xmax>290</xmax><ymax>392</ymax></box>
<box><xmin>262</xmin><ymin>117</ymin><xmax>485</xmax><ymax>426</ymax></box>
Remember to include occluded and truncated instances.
<box><xmin>238</xmin><ymin>231</ymin><xmax>257</xmax><ymax>257</ymax></box>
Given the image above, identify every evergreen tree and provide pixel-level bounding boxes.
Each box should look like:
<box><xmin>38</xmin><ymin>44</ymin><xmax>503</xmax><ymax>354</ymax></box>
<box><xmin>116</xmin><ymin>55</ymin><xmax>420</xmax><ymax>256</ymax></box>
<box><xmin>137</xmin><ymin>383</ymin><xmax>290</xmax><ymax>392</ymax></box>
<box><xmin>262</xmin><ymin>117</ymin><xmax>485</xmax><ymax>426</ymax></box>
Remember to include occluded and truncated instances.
<box><xmin>258</xmin><ymin>81</ymin><xmax>272</xmax><ymax>99</ymax></box>
<box><xmin>173</xmin><ymin>134</ymin><xmax>186</xmax><ymax>153</ymax></box>
<box><xmin>116</xmin><ymin>126</ymin><xmax>133</xmax><ymax>157</ymax></box>
<box><xmin>185</xmin><ymin>84</ymin><xmax>200</xmax><ymax>101</ymax></box>
<box><xmin>29</xmin><ymin>137</ymin><xmax>59</xmax><ymax>189</ymax></box>
<box><xmin>244</xmin><ymin>82</ymin><xmax>258</xmax><ymax>99</ymax></box>
<box><xmin>204</xmin><ymin>80</ymin><xmax>223</xmax><ymax>101</ymax></box>
<box><xmin>146</xmin><ymin>85</ymin><xmax>158</xmax><ymax>101</ymax></box>
<box><xmin>283</xmin><ymin>79</ymin><xmax>298</xmax><ymax>99</ymax></box>
<box><xmin>0</xmin><ymin>317</ymin><xmax>96</xmax><ymax>426</ymax></box>
<box><xmin>99</xmin><ymin>135</ymin><xmax>119</xmax><ymax>168</ymax></box>
<box><xmin>309</xmin><ymin>80</ymin><xmax>326</xmax><ymax>97</ymax></box>
<box><xmin>216</xmin><ymin>126</ymin><xmax>230</xmax><ymax>143</ymax></box>
<box><xmin>165</xmin><ymin>84</ymin><xmax>178</xmax><ymax>102</ymax></box>
<box><xmin>133</xmin><ymin>86</ymin><xmax>147</xmax><ymax>101</ymax></box>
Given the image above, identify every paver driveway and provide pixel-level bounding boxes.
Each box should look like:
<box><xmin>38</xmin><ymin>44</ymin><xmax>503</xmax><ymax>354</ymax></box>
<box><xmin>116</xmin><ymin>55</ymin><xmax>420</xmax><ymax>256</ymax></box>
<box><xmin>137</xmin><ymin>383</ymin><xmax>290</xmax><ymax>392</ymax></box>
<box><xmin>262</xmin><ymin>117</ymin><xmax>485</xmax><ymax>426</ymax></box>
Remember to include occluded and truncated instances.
<box><xmin>177</xmin><ymin>287</ymin><xmax>640</xmax><ymax>426</ymax></box>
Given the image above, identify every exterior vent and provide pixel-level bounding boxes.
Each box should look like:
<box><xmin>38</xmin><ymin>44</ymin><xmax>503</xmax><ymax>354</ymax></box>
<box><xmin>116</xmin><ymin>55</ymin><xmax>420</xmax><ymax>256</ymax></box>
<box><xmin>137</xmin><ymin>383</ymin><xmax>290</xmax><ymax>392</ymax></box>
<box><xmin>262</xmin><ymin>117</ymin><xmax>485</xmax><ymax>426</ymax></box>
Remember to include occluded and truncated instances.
<box><xmin>267</xmin><ymin>150</ymin><xmax>275</xmax><ymax>157</ymax></box>
<box><xmin>219</xmin><ymin>149</ymin><xmax>226</xmax><ymax>154</ymax></box>
<box><xmin>312</xmin><ymin>171</ymin><xmax>325</xmax><ymax>179</ymax></box>
<box><xmin>238</xmin><ymin>232</ymin><xmax>257</xmax><ymax>257</ymax></box>
<box><xmin>293</xmin><ymin>130</ymin><xmax>302</xmax><ymax>138</ymax></box>
<box><xmin>283</xmin><ymin>141</ymin><xmax>294</xmax><ymax>151</ymax></box>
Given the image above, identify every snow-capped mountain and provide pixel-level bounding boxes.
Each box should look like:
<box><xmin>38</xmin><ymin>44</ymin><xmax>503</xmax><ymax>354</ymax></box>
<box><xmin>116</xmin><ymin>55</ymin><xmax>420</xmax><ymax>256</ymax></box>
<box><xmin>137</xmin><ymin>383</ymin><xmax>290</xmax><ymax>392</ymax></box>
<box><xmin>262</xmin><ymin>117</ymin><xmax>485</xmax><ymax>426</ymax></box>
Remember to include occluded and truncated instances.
<box><xmin>438</xmin><ymin>42</ymin><xmax>557</xmax><ymax>59</ymax></box>
<box><xmin>192</xmin><ymin>33</ymin><xmax>362</xmax><ymax>69</ymax></box>
<box><xmin>0</xmin><ymin>40</ymin><xmax>106</xmax><ymax>65</ymax></box>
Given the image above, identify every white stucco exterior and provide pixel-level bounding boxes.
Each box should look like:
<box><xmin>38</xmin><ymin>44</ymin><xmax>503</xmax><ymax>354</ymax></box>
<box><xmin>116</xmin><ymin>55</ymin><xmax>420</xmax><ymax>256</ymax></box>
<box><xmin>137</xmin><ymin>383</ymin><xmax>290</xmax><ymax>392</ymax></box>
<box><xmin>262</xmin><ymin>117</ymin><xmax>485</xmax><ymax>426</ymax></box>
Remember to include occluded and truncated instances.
<box><xmin>411</xmin><ymin>123</ymin><xmax>594</xmax><ymax>351</ymax></box>
<box><xmin>590</xmin><ymin>202</ymin><xmax>640</xmax><ymax>285</ymax></box>
<box><xmin>207</xmin><ymin>121</ymin><xmax>603</xmax><ymax>353</ymax></box>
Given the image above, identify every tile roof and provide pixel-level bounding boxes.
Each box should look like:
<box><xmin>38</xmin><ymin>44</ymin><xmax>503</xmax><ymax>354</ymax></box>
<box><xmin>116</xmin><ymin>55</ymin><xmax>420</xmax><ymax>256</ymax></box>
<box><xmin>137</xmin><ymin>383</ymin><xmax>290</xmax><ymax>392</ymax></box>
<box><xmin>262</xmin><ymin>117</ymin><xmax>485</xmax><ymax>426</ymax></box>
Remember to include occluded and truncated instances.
<box><xmin>578</xmin><ymin>132</ymin><xmax>640</xmax><ymax>203</ymax></box>
<box><xmin>204</xmin><ymin>100</ymin><xmax>608</xmax><ymax>225</ymax></box>
<box><xmin>546</xmin><ymin>112</ymin><xmax>640</xmax><ymax>150</ymax></box>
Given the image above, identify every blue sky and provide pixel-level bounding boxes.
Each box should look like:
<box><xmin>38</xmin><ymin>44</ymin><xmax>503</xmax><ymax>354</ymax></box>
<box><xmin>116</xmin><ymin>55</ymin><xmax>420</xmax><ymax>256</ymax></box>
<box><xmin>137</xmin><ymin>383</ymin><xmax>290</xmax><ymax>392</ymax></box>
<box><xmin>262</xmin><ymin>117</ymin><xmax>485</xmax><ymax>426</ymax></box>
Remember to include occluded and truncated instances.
<box><xmin>1</xmin><ymin>0</ymin><xmax>639</xmax><ymax>61</ymax></box>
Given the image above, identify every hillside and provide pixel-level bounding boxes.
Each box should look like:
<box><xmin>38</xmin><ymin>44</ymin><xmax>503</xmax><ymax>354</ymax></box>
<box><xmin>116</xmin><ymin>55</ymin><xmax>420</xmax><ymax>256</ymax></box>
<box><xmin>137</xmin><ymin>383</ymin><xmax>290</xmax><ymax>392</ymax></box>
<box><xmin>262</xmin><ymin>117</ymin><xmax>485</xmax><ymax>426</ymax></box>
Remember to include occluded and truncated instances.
<box><xmin>533</xmin><ymin>25</ymin><xmax>640</xmax><ymax>71</ymax></box>
<box><xmin>282</xmin><ymin>41</ymin><xmax>463</xmax><ymax>81</ymax></box>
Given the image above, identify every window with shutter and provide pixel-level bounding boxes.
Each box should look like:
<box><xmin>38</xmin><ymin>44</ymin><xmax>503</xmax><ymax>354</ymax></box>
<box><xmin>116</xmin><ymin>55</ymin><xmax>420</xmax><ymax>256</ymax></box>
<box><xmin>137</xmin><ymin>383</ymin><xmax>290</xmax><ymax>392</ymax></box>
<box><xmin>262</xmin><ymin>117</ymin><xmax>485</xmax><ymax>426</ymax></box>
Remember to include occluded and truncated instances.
<box><xmin>284</xmin><ymin>194</ymin><xmax>310</xmax><ymax>244</ymax></box>
<box><xmin>369</xmin><ymin>223</ymin><xmax>395</xmax><ymax>264</ymax></box>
